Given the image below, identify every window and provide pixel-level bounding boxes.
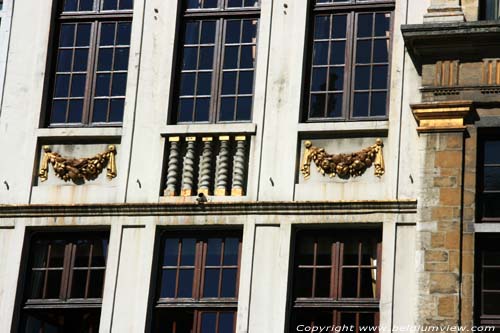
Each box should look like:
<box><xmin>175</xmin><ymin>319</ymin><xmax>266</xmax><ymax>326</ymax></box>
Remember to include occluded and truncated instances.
<box><xmin>304</xmin><ymin>0</ymin><xmax>393</xmax><ymax>121</ymax></box>
<box><xmin>46</xmin><ymin>0</ymin><xmax>133</xmax><ymax>126</ymax></box>
<box><xmin>173</xmin><ymin>0</ymin><xmax>260</xmax><ymax>124</ymax></box>
<box><xmin>152</xmin><ymin>231</ymin><xmax>242</xmax><ymax>333</ymax></box>
<box><xmin>475</xmin><ymin>235</ymin><xmax>500</xmax><ymax>329</ymax></box>
<box><xmin>289</xmin><ymin>229</ymin><xmax>382</xmax><ymax>333</ymax></box>
<box><xmin>18</xmin><ymin>231</ymin><xmax>109</xmax><ymax>332</ymax></box>
<box><xmin>477</xmin><ymin>133</ymin><xmax>500</xmax><ymax>222</ymax></box>
<box><xmin>481</xmin><ymin>0</ymin><xmax>500</xmax><ymax>20</ymax></box>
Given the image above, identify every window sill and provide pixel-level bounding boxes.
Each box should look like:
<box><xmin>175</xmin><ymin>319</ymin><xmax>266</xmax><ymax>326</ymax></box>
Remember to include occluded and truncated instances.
<box><xmin>36</xmin><ymin>127</ymin><xmax>123</xmax><ymax>139</ymax></box>
<box><xmin>161</xmin><ymin>123</ymin><xmax>257</xmax><ymax>136</ymax></box>
<box><xmin>297</xmin><ymin>120</ymin><xmax>389</xmax><ymax>135</ymax></box>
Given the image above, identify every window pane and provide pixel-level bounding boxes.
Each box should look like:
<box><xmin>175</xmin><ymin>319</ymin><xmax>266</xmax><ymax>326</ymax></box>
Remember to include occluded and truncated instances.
<box><xmin>55</xmin><ymin>75</ymin><xmax>70</xmax><ymax>98</ymax></box>
<box><xmin>79</xmin><ymin>0</ymin><xmax>93</xmax><ymax>11</ymax></box>
<box><xmin>70</xmin><ymin>74</ymin><xmax>86</xmax><ymax>97</ymax></box>
<box><xmin>111</xmin><ymin>73</ymin><xmax>128</xmax><ymax>96</ymax></box>
<box><xmin>51</xmin><ymin>100</ymin><xmax>68</xmax><ymax>123</ymax></box>
<box><xmin>484</xmin><ymin>292</ymin><xmax>500</xmax><ymax>314</ymax></box>
<box><xmin>329</xmin><ymin>67</ymin><xmax>343</xmax><ymax>91</ymax></box>
<box><xmin>184</xmin><ymin>21</ymin><xmax>200</xmax><ymax>44</ymax></box>
<box><xmin>76</xmin><ymin>24</ymin><xmax>91</xmax><ymax>47</ymax></box>
<box><xmin>71</xmin><ymin>269</ymin><xmax>88</xmax><ymax>298</ymax></box>
<box><xmin>64</xmin><ymin>0</ymin><xmax>78</xmax><ymax>12</ymax></box>
<box><xmin>219</xmin><ymin>313</ymin><xmax>235</xmax><ymax>333</ymax></box>
<box><xmin>353</xmin><ymin>92</ymin><xmax>369</xmax><ymax>118</ymax></box>
<box><xmin>221</xmin><ymin>268</ymin><xmax>237</xmax><ymax>297</ymax></box>
<box><xmin>226</xmin><ymin>20</ymin><xmax>241</xmax><ymax>44</ymax></box>
<box><xmin>103</xmin><ymin>0</ymin><xmax>118</xmax><ymax>10</ymax></box>
<box><xmin>482</xmin><ymin>193</ymin><xmax>500</xmax><ymax>218</ymax></box>
<box><xmin>73</xmin><ymin>49</ymin><xmax>89</xmax><ymax>71</ymax></box>
<box><xmin>327</xmin><ymin>93</ymin><xmax>343</xmax><ymax>118</ymax></box>
<box><xmin>74</xmin><ymin>241</ymin><xmax>91</xmax><ymax>267</ymax></box>
<box><xmin>120</xmin><ymin>0</ymin><xmax>134</xmax><ymax>10</ymax></box>
<box><xmin>206</xmin><ymin>238</ymin><xmax>222</xmax><ymax>266</ymax></box>
<box><xmin>98</xmin><ymin>48</ymin><xmax>113</xmax><ymax>71</ymax></box>
<box><xmin>310</xmin><ymin>94</ymin><xmax>326</xmax><ymax>118</ymax></box>
<box><xmin>222</xmin><ymin>72</ymin><xmax>237</xmax><ymax>95</ymax></box>
<box><xmin>199</xmin><ymin>47</ymin><xmax>214</xmax><ymax>69</ymax></box>
<box><xmin>203</xmin><ymin>268</ymin><xmax>220</xmax><ymax>297</ymax></box>
<box><xmin>330</xmin><ymin>41</ymin><xmax>345</xmax><ymax>65</ymax></box>
<box><xmin>96</xmin><ymin>74</ymin><xmax>111</xmax><ymax>96</ymax></box>
<box><xmin>295</xmin><ymin>268</ymin><xmax>313</xmax><ymax>297</ymax></box>
<box><xmin>59</xmin><ymin>24</ymin><xmax>76</xmax><ymax>47</ymax></box>
<box><xmin>197</xmin><ymin>72</ymin><xmax>212</xmax><ymax>95</ymax></box>
<box><xmin>220</xmin><ymin>97</ymin><xmax>236</xmax><ymax>121</ymax></box>
<box><xmin>29</xmin><ymin>271</ymin><xmax>45</xmax><ymax>299</ymax></box>
<box><xmin>31</xmin><ymin>241</ymin><xmax>49</xmax><ymax>268</ymax></box>
<box><xmin>160</xmin><ymin>269</ymin><xmax>176</xmax><ymax>298</ymax></box>
<box><xmin>100</xmin><ymin>23</ymin><xmax>116</xmax><ymax>46</ymax></box>
<box><xmin>224</xmin><ymin>238</ymin><xmax>239</xmax><ymax>265</ymax></box>
<box><xmin>375</xmin><ymin>13</ymin><xmax>391</xmax><ymax>37</ymax></box>
<box><xmin>163</xmin><ymin>238</ymin><xmax>180</xmax><ymax>266</ymax></box>
<box><xmin>46</xmin><ymin>270</ymin><xmax>63</xmax><ymax>298</ymax></box>
<box><xmin>109</xmin><ymin>99</ymin><xmax>125</xmax><ymax>122</ymax></box>
<box><xmin>316</xmin><ymin>237</ymin><xmax>331</xmax><ymax>265</ymax></box>
<box><xmin>238</xmin><ymin>71</ymin><xmax>254</xmax><ymax>94</ymax></box>
<box><xmin>178</xmin><ymin>98</ymin><xmax>194</xmax><ymax>122</ymax></box>
<box><xmin>93</xmin><ymin>99</ymin><xmax>109</xmax><ymax>122</ymax></box>
<box><xmin>332</xmin><ymin>14</ymin><xmax>347</xmax><ymax>38</ymax></box>
<box><xmin>92</xmin><ymin>240</ymin><xmax>108</xmax><ymax>266</ymax></box>
<box><xmin>57</xmin><ymin>50</ymin><xmax>73</xmax><ymax>72</ymax></box>
<box><xmin>114</xmin><ymin>48</ymin><xmax>130</xmax><ymax>70</ymax></box>
<box><xmin>88</xmin><ymin>269</ymin><xmax>105</xmax><ymax>298</ymax></box>
<box><xmin>236</xmin><ymin>96</ymin><xmax>252</xmax><ymax>121</ymax></box>
<box><xmin>117</xmin><ymin>23</ymin><xmax>132</xmax><ymax>45</ymax></box>
<box><xmin>485</xmin><ymin>141</ymin><xmax>500</xmax><ymax>164</ymax></box>
<box><xmin>372</xmin><ymin>65</ymin><xmax>388</xmax><ymax>89</ymax></box>
<box><xmin>313</xmin><ymin>42</ymin><xmax>329</xmax><ymax>65</ymax></box>
<box><xmin>312</xmin><ymin>68</ymin><xmax>327</xmax><ymax>92</ymax></box>
<box><xmin>181</xmin><ymin>238</ymin><xmax>196</xmax><ymax>265</ymax></box>
<box><xmin>484</xmin><ymin>268</ymin><xmax>500</xmax><ymax>290</ymax></box>
<box><xmin>373</xmin><ymin>39</ymin><xmax>389</xmax><ymax>63</ymax></box>
<box><xmin>178</xmin><ymin>269</ymin><xmax>194</xmax><ymax>297</ymax></box>
<box><xmin>315</xmin><ymin>268</ymin><xmax>331</xmax><ymax>297</ymax></box>
<box><xmin>371</xmin><ymin>92</ymin><xmax>387</xmax><ymax>117</ymax></box>
<box><xmin>242</xmin><ymin>20</ymin><xmax>257</xmax><ymax>43</ymax></box>
<box><xmin>201</xmin><ymin>313</ymin><xmax>217</xmax><ymax>333</ymax></box>
<box><xmin>195</xmin><ymin>98</ymin><xmax>210</xmax><ymax>121</ymax></box>
<box><xmin>201</xmin><ymin>21</ymin><xmax>216</xmax><ymax>44</ymax></box>
<box><xmin>68</xmin><ymin>99</ymin><xmax>84</xmax><ymax>123</ymax></box>
<box><xmin>315</xmin><ymin>16</ymin><xmax>330</xmax><ymax>39</ymax></box>
<box><xmin>356</xmin><ymin>40</ymin><xmax>372</xmax><ymax>64</ymax></box>
<box><xmin>341</xmin><ymin>268</ymin><xmax>358</xmax><ymax>297</ymax></box>
<box><xmin>358</xmin><ymin>13</ymin><xmax>373</xmax><ymax>38</ymax></box>
<box><xmin>296</xmin><ymin>236</ymin><xmax>315</xmax><ymax>265</ymax></box>
<box><xmin>224</xmin><ymin>46</ymin><xmax>239</xmax><ymax>69</ymax></box>
<box><xmin>360</xmin><ymin>268</ymin><xmax>377</xmax><ymax>298</ymax></box>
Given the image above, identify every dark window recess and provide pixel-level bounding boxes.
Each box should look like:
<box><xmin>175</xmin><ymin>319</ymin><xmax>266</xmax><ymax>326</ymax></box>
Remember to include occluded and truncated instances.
<box><xmin>305</xmin><ymin>0</ymin><xmax>393</xmax><ymax>121</ymax></box>
<box><xmin>18</xmin><ymin>231</ymin><xmax>109</xmax><ymax>332</ymax></box>
<box><xmin>477</xmin><ymin>134</ymin><xmax>500</xmax><ymax>222</ymax></box>
<box><xmin>289</xmin><ymin>229</ymin><xmax>382</xmax><ymax>333</ymax></box>
<box><xmin>475</xmin><ymin>235</ymin><xmax>500</xmax><ymax>329</ymax></box>
<box><xmin>173</xmin><ymin>0</ymin><xmax>260</xmax><ymax>124</ymax></box>
<box><xmin>481</xmin><ymin>0</ymin><xmax>500</xmax><ymax>20</ymax></box>
<box><xmin>152</xmin><ymin>231</ymin><xmax>242</xmax><ymax>333</ymax></box>
<box><xmin>47</xmin><ymin>0</ymin><xmax>133</xmax><ymax>126</ymax></box>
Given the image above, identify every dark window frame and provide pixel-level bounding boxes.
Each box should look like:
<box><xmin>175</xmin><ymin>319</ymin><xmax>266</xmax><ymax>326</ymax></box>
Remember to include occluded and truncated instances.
<box><xmin>302</xmin><ymin>0</ymin><xmax>395</xmax><ymax>123</ymax></box>
<box><xmin>170</xmin><ymin>0</ymin><xmax>260</xmax><ymax>124</ymax></box>
<box><xmin>44</xmin><ymin>0</ymin><xmax>133</xmax><ymax>128</ymax></box>
<box><xmin>476</xmin><ymin>130</ymin><xmax>500</xmax><ymax>223</ymax></box>
<box><xmin>152</xmin><ymin>230</ymin><xmax>242</xmax><ymax>333</ymax></box>
<box><xmin>480</xmin><ymin>0</ymin><xmax>500</xmax><ymax>20</ymax></box>
<box><xmin>289</xmin><ymin>228</ymin><xmax>382</xmax><ymax>332</ymax></box>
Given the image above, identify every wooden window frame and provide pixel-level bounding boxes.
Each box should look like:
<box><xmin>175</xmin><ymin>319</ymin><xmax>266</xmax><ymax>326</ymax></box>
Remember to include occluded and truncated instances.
<box><xmin>153</xmin><ymin>230</ymin><xmax>242</xmax><ymax>333</ymax></box>
<box><xmin>170</xmin><ymin>0</ymin><xmax>260</xmax><ymax>124</ymax></box>
<box><xmin>303</xmin><ymin>0</ymin><xmax>395</xmax><ymax>122</ymax></box>
<box><xmin>289</xmin><ymin>228</ymin><xmax>382</xmax><ymax>332</ymax></box>
<box><xmin>44</xmin><ymin>0</ymin><xmax>133</xmax><ymax>127</ymax></box>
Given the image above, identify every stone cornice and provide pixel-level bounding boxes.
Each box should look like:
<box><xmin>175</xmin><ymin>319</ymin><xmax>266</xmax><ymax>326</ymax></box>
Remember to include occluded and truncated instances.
<box><xmin>411</xmin><ymin>100</ymin><xmax>473</xmax><ymax>133</ymax></box>
<box><xmin>0</xmin><ymin>200</ymin><xmax>418</xmax><ymax>218</ymax></box>
<box><xmin>401</xmin><ymin>20</ymin><xmax>500</xmax><ymax>73</ymax></box>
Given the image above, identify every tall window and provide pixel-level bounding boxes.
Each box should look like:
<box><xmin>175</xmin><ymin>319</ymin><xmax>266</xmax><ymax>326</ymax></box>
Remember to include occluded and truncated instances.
<box><xmin>289</xmin><ymin>229</ymin><xmax>382</xmax><ymax>333</ymax></box>
<box><xmin>173</xmin><ymin>0</ymin><xmax>260</xmax><ymax>124</ymax></box>
<box><xmin>481</xmin><ymin>0</ymin><xmax>500</xmax><ymax>20</ymax></box>
<box><xmin>304</xmin><ymin>0</ymin><xmax>393</xmax><ymax>121</ymax></box>
<box><xmin>477</xmin><ymin>133</ymin><xmax>500</xmax><ymax>222</ymax></box>
<box><xmin>18</xmin><ymin>231</ymin><xmax>109</xmax><ymax>332</ymax></box>
<box><xmin>475</xmin><ymin>235</ymin><xmax>500</xmax><ymax>329</ymax></box>
<box><xmin>47</xmin><ymin>0</ymin><xmax>133</xmax><ymax>126</ymax></box>
<box><xmin>152</xmin><ymin>231</ymin><xmax>242</xmax><ymax>333</ymax></box>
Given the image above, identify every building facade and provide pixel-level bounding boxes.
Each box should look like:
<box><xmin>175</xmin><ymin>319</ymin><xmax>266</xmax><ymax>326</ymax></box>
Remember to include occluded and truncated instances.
<box><xmin>0</xmin><ymin>0</ymin><xmax>499</xmax><ymax>332</ymax></box>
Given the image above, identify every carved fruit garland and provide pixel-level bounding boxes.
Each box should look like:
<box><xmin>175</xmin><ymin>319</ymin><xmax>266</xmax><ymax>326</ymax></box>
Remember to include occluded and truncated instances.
<box><xmin>301</xmin><ymin>139</ymin><xmax>385</xmax><ymax>180</ymax></box>
<box><xmin>38</xmin><ymin>145</ymin><xmax>117</xmax><ymax>183</ymax></box>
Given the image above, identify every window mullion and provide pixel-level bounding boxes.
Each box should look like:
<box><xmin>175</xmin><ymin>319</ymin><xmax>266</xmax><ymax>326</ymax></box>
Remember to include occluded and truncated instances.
<box><xmin>211</xmin><ymin>18</ymin><xmax>225</xmax><ymax>123</ymax></box>
<box><xmin>61</xmin><ymin>243</ymin><xmax>75</xmax><ymax>300</ymax></box>
<box><xmin>84</xmin><ymin>20</ymin><xmax>99</xmax><ymax>125</ymax></box>
<box><xmin>345</xmin><ymin>11</ymin><xmax>356</xmax><ymax>120</ymax></box>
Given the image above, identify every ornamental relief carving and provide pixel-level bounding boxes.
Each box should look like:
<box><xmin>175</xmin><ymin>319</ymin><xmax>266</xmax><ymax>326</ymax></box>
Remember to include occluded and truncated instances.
<box><xmin>38</xmin><ymin>145</ymin><xmax>117</xmax><ymax>184</ymax></box>
<box><xmin>300</xmin><ymin>139</ymin><xmax>385</xmax><ymax>180</ymax></box>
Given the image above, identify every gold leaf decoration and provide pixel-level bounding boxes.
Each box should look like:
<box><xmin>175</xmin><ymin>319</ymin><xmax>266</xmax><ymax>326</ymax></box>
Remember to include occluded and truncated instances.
<box><xmin>39</xmin><ymin>145</ymin><xmax>117</xmax><ymax>183</ymax></box>
<box><xmin>301</xmin><ymin>139</ymin><xmax>385</xmax><ymax>180</ymax></box>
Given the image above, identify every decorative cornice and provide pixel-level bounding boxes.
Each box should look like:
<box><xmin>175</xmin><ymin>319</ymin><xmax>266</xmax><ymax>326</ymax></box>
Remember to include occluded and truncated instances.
<box><xmin>0</xmin><ymin>200</ymin><xmax>418</xmax><ymax>218</ymax></box>
<box><xmin>411</xmin><ymin>100</ymin><xmax>473</xmax><ymax>133</ymax></box>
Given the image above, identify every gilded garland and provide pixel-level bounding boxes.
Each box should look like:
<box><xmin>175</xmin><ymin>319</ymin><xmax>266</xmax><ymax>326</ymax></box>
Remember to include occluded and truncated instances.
<box><xmin>301</xmin><ymin>139</ymin><xmax>385</xmax><ymax>180</ymax></box>
<box><xmin>39</xmin><ymin>145</ymin><xmax>117</xmax><ymax>183</ymax></box>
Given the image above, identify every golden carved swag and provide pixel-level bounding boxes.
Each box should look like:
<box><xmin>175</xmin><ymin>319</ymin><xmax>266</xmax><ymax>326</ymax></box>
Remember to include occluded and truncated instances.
<box><xmin>39</xmin><ymin>145</ymin><xmax>117</xmax><ymax>183</ymax></box>
<box><xmin>301</xmin><ymin>139</ymin><xmax>385</xmax><ymax>180</ymax></box>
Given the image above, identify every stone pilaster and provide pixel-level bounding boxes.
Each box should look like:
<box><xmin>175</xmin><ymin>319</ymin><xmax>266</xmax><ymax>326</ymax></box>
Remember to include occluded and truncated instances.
<box><xmin>411</xmin><ymin>101</ymin><xmax>473</xmax><ymax>329</ymax></box>
<box><xmin>424</xmin><ymin>0</ymin><xmax>465</xmax><ymax>23</ymax></box>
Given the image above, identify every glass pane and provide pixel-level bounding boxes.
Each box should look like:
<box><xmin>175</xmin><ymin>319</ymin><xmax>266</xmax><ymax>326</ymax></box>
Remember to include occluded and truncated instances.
<box><xmin>484</xmin><ymin>292</ymin><xmax>500</xmax><ymax>314</ymax></box>
<box><xmin>485</xmin><ymin>141</ymin><xmax>500</xmax><ymax>164</ymax></box>
<box><xmin>201</xmin><ymin>313</ymin><xmax>217</xmax><ymax>333</ymax></box>
<box><xmin>76</xmin><ymin>24</ymin><xmax>91</xmax><ymax>47</ymax></box>
<box><xmin>29</xmin><ymin>271</ymin><xmax>45</xmax><ymax>298</ymax></box>
<box><xmin>295</xmin><ymin>268</ymin><xmax>313</xmax><ymax>298</ymax></box>
<box><xmin>163</xmin><ymin>238</ymin><xmax>179</xmax><ymax>266</ymax></box>
<box><xmin>31</xmin><ymin>240</ymin><xmax>49</xmax><ymax>268</ymax></box>
<box><xmin>343</xmin><ymin>240</ymin><xmax>359</xmax><ymax>265</ymax></box>
<box><xmin>184</xmin><ymin>21</ymin><xmax>200</xmax><ymax>44</ymax></box>
<box><xmin>315</xmin><ymin>15</ymin><xmax>330</xmax><ymax>40</ymax></box>
<box><xmin>74</xmin><ymin>241</ymin><xmax>91</xmax><ymax>267</ymax></box>
<box><xmin>111</xmin><ymin>73</ymin><xmax>127</xmax><ymax>96</ymax></box>
<box><xmin>371</xmin><ymin>92</ymin><xmax>387</xmax><ymax>117</ymax></box>
<box><xmin>160</xmin><ymin>269</ymin><xmax>176</xmax><ymax>298</ymax></box>
<box><xmin>201</xmin><ymin>21</ymin><xmax>216</xmax><ymax>44</ymax></box>
<box><xmin>120</xmin><ymin>0</ymin><xmax>134</xmax><ymax>10</ymax></box>
<box><xmin>180</xmin><ymin>73</ymin><xmax>196</xmax><ymax>96</ymax></box>
<box><xmin>46</xmin><ymin>270</ymin><xmax>63</xmax><ymax>298</ymax></box>
<box><xmin>70</xmin><ymin>74</ymin><xmax>86</xmax><ymax>97</ymax></box>
<box><xmin>353</xmin><ymin>92</ymin><xmax>370</xmax><ymax>118</ymax></box>
<box><xmin>71</xmin><ymin>269</ymin><xmax>88</xmax><ymax>298</ymax></box>
<box><xmin>73</xmin><ymin>49</ymin><xmax>89</xmax><ymax>71</ymax></box>
<box><xmin>68</xmin><ymin>99</ymin><xmax>84</xmax><ymax>123</ymax></box>
<box><xmin>92</xmin><ymin>239</ymin><xmax>108</xmax><ymax>267</ymax></box>
<box><xmin>242</xmin><ymin>20</ymin><xmax>257</xmax><ymax>43</ymax></box>
<box><xmin>57</xmin><ymin>50</ymin><xmax>73</xmax><ymax>72</ymax></box>
<box><xmin>360</xmin><ymin>268</ymin><xmax>377</xmax><ymax>298</ymax></box>
<box><xmin>103</xmin><ymin>0</ymin><xmax>118</xmax><ymax>10</ymax></box>
<box><xmin>296</xmin><ymin>236</ymin><xmax>314</xmax><ymax>265</ymax></box>
<box><xmin>329</xmin><ymin>67</ymin><xmax>343</xmax><ymax>91</ymax></box>
<box><xmin>59</xmin><ymin>24</ymin><xmax>76</xmax><ymax>47</ymax></box>
<box><xmin>311</xmin><ymin>68</ymin><xmax>327</xmax><ymax>92</ymax></box>
<box><xmin>356</xmin><ymin>40</ymin><xmax>372</xmax><ymax>64</ymax></box>
<box><xmin>316</xmin><ymin>237</ymin><xmax>331</xmax><ymax>265</ymax></box>
<box><xmin>55</xmin><ymin>75</ymin><xmax>70</xmax><ymax>98</ymax></box>
<box><xmin>109</xmin><ymin>98</ymin><xmax>125</xmax><ymax>122</ymax></box>
<box><xmin>330</xmin><ymin>41</ymin><xmax>345</xmax><ymax>65</ymax></box>
<box><xmin>203</xmin><ymin>0</ymin><xmax>217</xmax><ymax>8</ymax></box>
<box><xmin>98</xmin><ymin>48</ymin><xmax>113</xmax><ymax>71</ymax></box>
<box><xmin>238</xmin><ymin>71</ymin><xmax>254</xmax><ymax>94</ymax></box>
<box><xmin>79</xmin><ymin>0</ymin><xmax>93</xmax><ymax>11</ymax></box>
<box><xmin>373</xmin><ymin>39</ymin><xmax>389</xmax><ymax>63</ymax></box>
<box><xmin>178</xmin><ymin>98</ymin><xmax>194</xmax><ymax>122</ymax></box>
<box><xmin>206</xmin><ymin>238</ymin><xmax>222</xmax><ymax>266</ymax></box>
<box><xmin>88</xmin><ymin>269</ymin><xmax>105</xmax><ymax>298</ymax></box>
<box><xmin>340</xmin><ymin>312</ymin><xmax>357</xmax><ymax>326</ymax></box>
<box><xmin>203</xmin><ymin>268</ymin><xmax>220</xmax><ymax>297</ymax></box>
<box><xmin>222</xmin><ymin>72</ymin><xmax>237</xmax><ymax>95</ymax></box>
<box><xmin>372</xmin><ymin>65</ymin><xmax>388</xmax><ymax>89</ymax></box>
<box><xmin>93</xmin><ymin>99</ymin><xmax>109</xmax><ymax>122</ymax></box>
<box><xmin>100</xmin><ymin>23</ymin><xmax>116</xmax><ymax>46</ymax></box>
<box><xmin>313</xmin><ymin>42</ymin><xmax>329</xmax><ymax>65</ymax></box>
<box><xmin>199</xmin><ymin>47</ymin><xmax>214</xmax><ymax>69</ymax></box>
<box><xmin>51</xmin><ymin>100</ymin><xmax>68</xmax><ymax>123</ymax></box>
<box><xmin>224</xmin><ymin>238</ymin><xmax>239</xmax><ymax>265</ymax></box>
<box><xmin>114</xmin><ymin>48</ymin><xmax>130</xmax><ymax>70</ymax></box>
<box><xmin>180</xmin><ymin>238</ymin><xmax>196</xmax><ymax>266</ymax></box>
<box><xmin>341</xmin><ymin>268</ymin><xmax>358</xmax><ymax>297</ymax></box>
<box><xmin>310</xmin><ymin>94</ymin><xmax>326</xmax><ymax>118</ymax></box>
<box><xmin>228</xmin><ymin>0</ymin><xmax>243</xmax><ymax>7</ymax></box>
<box><xmin>484</xmin><ymin>167</ymin><xmax>500</xmax><ymax>191</ymax></box>
<box><xmin>221</xmin><ymin>268</ymin><xmax>237</xmax><ymax>297</ymax></box>
<box><xmin>327</xmin><ymin>93</ymin><xmax>343</xmax><ymax>118</ymax></box>
<box><xmin>220</xmin><ymin>97</ymin><xmax>235</xmax><ymax>121</ymax></box>
<box><xmin>482</xmin><ymin>193</ymin><xmax>500</xmax><ymax>218</ymax></box>
<box><xmin>236</xmin><ymin>96</ymin><xmax>252</xmax><ymax>121</ymax></box>
<box><xmin>64</xmin><ymin>0</ymin><xmax>78</xmax><ymax>12</ymax></box>
<box><xmin>219</xmin><ymin>312</ymin><xmax>235</xmax><ymax>333</ymax></box>
<box><xmin>197</xmin><ymin>72</ymin><xmax>212</xmax><ymax>95</ymax></box>
<box><xmin>332</xmin><ymin>14</ymin><xmax>347</xmax><ymax>38</ymax></box>
<box><xmin>241</xmin><ymin>45</ymin><xmax>256</xmax><ymax>70</ymax></box>
<box><xmin>183</xmin><ymin>47</ymin><xmax>198</xmax><ymax>70</ymax></box>
<box><xmin>178</xmin><ymin>269</ymin><xmax>194</xmax><ymax>297</ymax></box>
<box><xmin>358</xmin><ymin>13</ymin><xmax>373</xmax><ymax>37</ymax></box>
<box><xmin>224</xmin><ymin>46</ymin><xmax>239</xmax><ymax>69</ymax></box>
<box><xmin>48</xmin><ymin>242</ymin><xmax>66</xmax><ymax>268</ymax></box>
<box><xmin>226</xmin><ymin>20</ymin><xmax>241</xmax><ymax>44</ymax></box>
<box><xmin>195</xmin><ymin>98</ymin><xmax>210</xmax><ymax>121</ymax></box>
<box><xmin>96</xmin><ymin>74</ymin><xmax>111</xmax><ymax>96</ymax></box>
<box><xmin>484</xmin><ymin>252</ymin><xmax>500</xmax><ymax>266</ymax></box>
<box><xmin>375</xmin><ymin>13</ymin><xmax>391</xmax><ymax>37</ymax></box>
<box><xmin>360</xmin><ymin>312</ymin><xmax>377</xmax><ymax>327</ymax></box>
<box><xmin>484</xmin><ymin>268</ymin><xmax>500</xmax><ymax>290</ymax></box>
<box><xmin>315</xmin><ymin>268</ymin><xmax>331</xmax><ymax>297</ymax></box>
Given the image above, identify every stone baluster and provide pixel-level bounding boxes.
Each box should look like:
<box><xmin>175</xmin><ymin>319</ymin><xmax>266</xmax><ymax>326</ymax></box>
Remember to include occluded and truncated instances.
<box><xmin>198</xmin><ymin>137</ymin><xmax>213</xmax><ymax>196</ymax></box>
<box><xmin>215</xmin><ymin>136</ymin><xmax>230</xmax><ymax>196</ymax></box>
<box><xmin>231</xmin><ymin>136</ymin><xmax>247</xmax><ymax>196</ymax></box>
<box><xmin>181</xmin><ymin>136</ymin><xmax>196</xmax><ymax>197</ymax></box>
<box><xmin>164</xmin><ymin>137</ymin><xmax>180</xmax><ymax>196</ymax></box>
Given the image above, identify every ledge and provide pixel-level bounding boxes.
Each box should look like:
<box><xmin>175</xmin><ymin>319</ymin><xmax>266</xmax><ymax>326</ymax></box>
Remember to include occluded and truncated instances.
<box><xmin>37</xmin><ymin>127</ymin><xmax>123</xmax><ymax>140</ymax></box>
<box><xmin>297</xmin><ymin>121</ymin><xmax>389</xmax><ymax>136</ymax></box>
<box><xmin>401</xmin><ymin>20</ymin><xmax>500</xmax><ymax>73</ymax></box>
<box><xmin>161</xmin><ymin>123</ymin><xmax>257</xmax><ymax>136</ymax></box>
<box><xmin>0</xmin><ymin>200</ymin><xmax>417</xmax><ymax>218</ymax></box>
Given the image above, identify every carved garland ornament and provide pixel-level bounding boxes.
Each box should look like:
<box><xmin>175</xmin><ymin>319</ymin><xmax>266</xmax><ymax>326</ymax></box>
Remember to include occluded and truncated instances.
<box><xmin>39</xmin><ymin>145</ymin><xmax>117</xmax><ymax>183</ymax></box>
<box><xmin>301</xmin><ymin>139</ymin><xmax>385</xmax><ymax>180</ymax></box>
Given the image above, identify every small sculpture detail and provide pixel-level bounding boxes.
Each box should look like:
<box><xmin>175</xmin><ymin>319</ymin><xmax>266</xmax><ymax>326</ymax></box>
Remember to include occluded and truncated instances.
<box><xmin>301</xmin><ymin>139</ymin><xmax>385</xmax><ymax>180</ymax></box>
<box><xmin>39</xmin><ymin>145</ymin><xmax>117</xmax><ymax>183</ymax></box>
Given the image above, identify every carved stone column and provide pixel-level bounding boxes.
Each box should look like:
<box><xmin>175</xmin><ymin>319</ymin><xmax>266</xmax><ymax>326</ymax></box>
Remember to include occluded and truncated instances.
<box><xmin>215</xmin><ymin>136</ymin><xmax>230</xmax><ymax>196</ymax></box>
<box><xmin>424</xmin><ymin>0</ymin><xmax>465</xmax><ymax>23</ymax></box>
<box><xmin>164</xmin><ymin>137</ymin><xmax>180</xmax><ymax>196</ymax></box>
<box><xmin>231</xmin><ymin>136</ymin><xmax>247</xmax><ymax>196</ymax></box>
<box><xmin>198</xmin><ymin>137</ymin><xmax>213</xmax><ymax>196</ymax></box>
<box><xmin>181</xmin><ymin>136</ymin><xmax>197</xmax><ymax>197</ymax></box>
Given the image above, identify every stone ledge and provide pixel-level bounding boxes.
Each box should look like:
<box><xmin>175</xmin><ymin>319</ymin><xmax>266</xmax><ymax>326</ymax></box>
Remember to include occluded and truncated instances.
<box><xmin>0</xmin><ymin>200</ymin><xmax>418</xmax><ymax>218</ymax></box>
